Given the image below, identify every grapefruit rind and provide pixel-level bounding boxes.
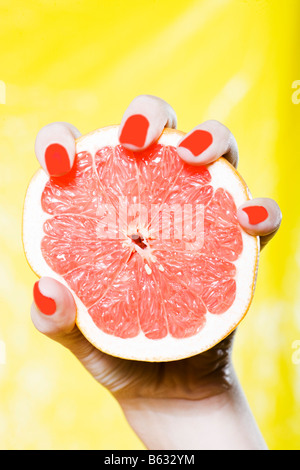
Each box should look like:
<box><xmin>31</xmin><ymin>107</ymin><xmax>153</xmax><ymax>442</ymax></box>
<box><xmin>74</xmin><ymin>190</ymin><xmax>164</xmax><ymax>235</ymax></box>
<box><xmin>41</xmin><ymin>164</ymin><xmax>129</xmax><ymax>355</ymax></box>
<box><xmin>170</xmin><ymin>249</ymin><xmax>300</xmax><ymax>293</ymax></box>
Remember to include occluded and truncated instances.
<box><xmin>23</xmin><ymin>125</ymin><xmax>259</xmax><ymax>362</ymax></box>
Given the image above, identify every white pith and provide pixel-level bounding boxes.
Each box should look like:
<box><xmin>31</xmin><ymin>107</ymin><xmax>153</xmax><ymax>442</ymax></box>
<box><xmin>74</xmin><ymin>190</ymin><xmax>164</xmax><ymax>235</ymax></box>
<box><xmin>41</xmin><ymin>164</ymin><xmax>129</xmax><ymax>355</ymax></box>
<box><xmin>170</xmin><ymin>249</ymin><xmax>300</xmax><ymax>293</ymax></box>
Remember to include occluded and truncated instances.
<box><xmin>23</xmin><ymin>125</ymin><xmax>259</xmax><ymax>362</ymax></box>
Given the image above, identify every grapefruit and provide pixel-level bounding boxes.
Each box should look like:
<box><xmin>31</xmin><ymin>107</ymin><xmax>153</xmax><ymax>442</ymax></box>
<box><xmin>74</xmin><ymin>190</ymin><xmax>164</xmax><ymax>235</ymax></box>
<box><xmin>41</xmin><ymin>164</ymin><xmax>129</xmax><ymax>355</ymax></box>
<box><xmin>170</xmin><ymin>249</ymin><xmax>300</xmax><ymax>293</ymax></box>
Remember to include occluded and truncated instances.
<box><xmin>23</xmin><ymin>125</ymin><xmax>259</xmax><ymax>362</ymax></box>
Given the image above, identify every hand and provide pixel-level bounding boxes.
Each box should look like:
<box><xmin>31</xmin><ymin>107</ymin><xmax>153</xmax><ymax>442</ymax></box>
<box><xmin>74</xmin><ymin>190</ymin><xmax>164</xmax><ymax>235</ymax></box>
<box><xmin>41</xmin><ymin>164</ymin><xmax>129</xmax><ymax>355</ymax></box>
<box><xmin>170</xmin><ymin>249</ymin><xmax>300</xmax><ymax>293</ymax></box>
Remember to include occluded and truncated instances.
<box><xmin>32</xmin><ymin>95</ymin><xmax>282</xmax><ymax>449</ymax></box>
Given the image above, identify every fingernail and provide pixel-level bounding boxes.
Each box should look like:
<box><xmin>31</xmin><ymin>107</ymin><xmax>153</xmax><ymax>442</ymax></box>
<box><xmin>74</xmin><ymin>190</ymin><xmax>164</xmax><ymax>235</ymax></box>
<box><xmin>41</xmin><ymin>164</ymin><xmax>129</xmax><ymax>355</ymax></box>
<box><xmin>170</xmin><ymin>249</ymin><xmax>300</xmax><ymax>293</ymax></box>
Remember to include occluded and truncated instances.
<box><xmin>242</xmin><ymin>206</ymin><xmax>269</xmax><ymax>225</ymax></box>
<box><xmin>33</xmin><ymin>281</ymin><xmax>56</xmax><ymax>315</ymax></box>
<box><xmin>119</xmin><ymin>114</ymin><xmax>150</xmax><ymax>147</ymax></box>
<box><xmin>178</xmin><ymin>129</ymin><xmax>213</xmax><ymax>157</ymax></box>
<box><xmin>45</xmin><ymin>143</ymin><xmax>71</xmax><ymax>176</ymax></box>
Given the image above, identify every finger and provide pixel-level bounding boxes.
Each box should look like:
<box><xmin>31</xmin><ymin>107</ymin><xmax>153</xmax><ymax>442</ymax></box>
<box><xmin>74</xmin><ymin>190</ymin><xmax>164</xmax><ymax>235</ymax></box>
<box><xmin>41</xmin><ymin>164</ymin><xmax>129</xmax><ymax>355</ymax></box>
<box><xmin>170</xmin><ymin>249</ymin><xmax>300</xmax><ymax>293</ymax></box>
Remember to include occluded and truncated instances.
<box><xmin>35</xmin><ymin>122</ymin><xmax>81</xmax><ymax>177</ymax></box>
<box><xmin>31</xmin><ymin>277</ymin><xmax>117</xmax><ymax>383</ymax></box>
<box><xmin>237</xmin><ymin>198</ymin><xmax>282</xmax><ymax>249</ymax></box>
<box><xmin>118</xmin><ymin>94</ymin><xmax>177</xmax><ymax>151</ymax></box>
<box><xmin>177</xmin><ymin>119</ymin><xmax>238</xmax><ymax>168</ymax></box>
<box><xmin>31</xmin><ymin>277</ymin><xmax>77</xmax><ymax>338</ymax></box>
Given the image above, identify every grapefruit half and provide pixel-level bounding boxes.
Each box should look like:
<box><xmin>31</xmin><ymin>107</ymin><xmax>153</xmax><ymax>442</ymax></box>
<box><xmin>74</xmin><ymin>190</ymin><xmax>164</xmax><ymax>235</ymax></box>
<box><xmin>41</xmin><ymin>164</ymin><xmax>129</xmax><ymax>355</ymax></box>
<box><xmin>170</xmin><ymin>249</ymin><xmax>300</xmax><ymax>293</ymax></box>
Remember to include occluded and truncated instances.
<box><xmin>23</xmin><ymin>126</ymin><xmax>259</xmax><ymax>362</ymax></box>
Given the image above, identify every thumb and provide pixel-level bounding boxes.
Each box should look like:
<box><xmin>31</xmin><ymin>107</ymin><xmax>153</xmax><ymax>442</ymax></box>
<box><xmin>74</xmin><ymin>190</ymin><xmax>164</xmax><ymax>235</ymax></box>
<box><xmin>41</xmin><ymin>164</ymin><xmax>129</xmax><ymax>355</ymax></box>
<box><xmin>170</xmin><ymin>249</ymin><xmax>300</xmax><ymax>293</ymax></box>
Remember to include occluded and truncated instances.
<box><xmin>31</xmin><ymin>277</ymin><xmax>104</xmax><ymax>366</ymax></box>
<box><xmin>31</xmin><ymin>278</ymin><xmax>136</xmax><ymax>392</ymax></box>
<box><xmin>32</xmin><ymin>277</ymin><xmax>76</xmax><ymax>338</ymax></box>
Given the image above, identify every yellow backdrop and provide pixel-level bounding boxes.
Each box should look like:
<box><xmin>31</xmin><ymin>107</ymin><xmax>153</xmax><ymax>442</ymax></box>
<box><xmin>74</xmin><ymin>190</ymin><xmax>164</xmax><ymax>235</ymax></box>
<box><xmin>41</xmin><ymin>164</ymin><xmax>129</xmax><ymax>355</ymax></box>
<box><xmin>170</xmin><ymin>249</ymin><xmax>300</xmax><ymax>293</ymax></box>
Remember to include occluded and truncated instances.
<box><xmin>0</xmin><ymin>0</ymin><xmax>299</xmax><ymax>450</ymax></box>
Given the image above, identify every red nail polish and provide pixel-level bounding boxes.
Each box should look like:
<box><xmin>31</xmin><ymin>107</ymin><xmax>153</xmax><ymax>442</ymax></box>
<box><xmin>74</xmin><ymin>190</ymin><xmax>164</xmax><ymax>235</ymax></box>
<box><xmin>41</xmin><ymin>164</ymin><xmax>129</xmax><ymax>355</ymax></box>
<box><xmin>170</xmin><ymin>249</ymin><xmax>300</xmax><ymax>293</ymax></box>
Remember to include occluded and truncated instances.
<box><xmin>45</xmin><ymin>143</ymin><xmax>71</xmax><ymax>176</ymax></box>
<box><xmin>33</xmin><ymin>281</ymin><xmax>56</xmax><ymax>315</ymax></box>
<box><xmin>119</xmin><ymin>114</ymin><xmax>150</xmax><ymax>147</ymax></box>
<box><xmin>178</xmin><ymin>130</ymin><xmax>213</xmax><ymax>157</ymax></box>
<box><xmin>242</xmin><ymin>206</ymin><xmax>269</xmax><ymax>225</ymax></box>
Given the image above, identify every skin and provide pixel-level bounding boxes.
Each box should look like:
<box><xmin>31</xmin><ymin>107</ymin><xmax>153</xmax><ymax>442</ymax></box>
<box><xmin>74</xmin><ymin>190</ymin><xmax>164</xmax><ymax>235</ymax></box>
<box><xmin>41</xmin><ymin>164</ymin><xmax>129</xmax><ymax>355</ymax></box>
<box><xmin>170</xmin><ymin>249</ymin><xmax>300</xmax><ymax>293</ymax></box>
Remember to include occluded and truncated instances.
<box><xmin>32</xmin><ymin>95</ymin><xmax>282</xmax><ymax>450</ymax></box>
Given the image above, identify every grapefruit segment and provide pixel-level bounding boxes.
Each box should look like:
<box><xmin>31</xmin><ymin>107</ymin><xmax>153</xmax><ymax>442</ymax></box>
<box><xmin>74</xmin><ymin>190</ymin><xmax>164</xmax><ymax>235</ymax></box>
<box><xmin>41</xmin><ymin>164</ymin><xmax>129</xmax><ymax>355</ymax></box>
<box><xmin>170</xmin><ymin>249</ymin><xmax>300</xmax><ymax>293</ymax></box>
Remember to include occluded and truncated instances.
<box><xmin>95</xmin><ymin>146</ymin><xmax>139</xmax><ymax>205</ymax></box>
<box><xmin>136</xmin><ymin>258</ymin><xmax>169</xmax><ymax>340</ymax></box>
<box><xmin>23</xmin><ymin>125</ymin><xmax>259</xmax><ymax>362</ymax></box>
<box><xmin>88</xmin><ymin>254</ymin><xmax>140</xmax><ymax>339</ymax></box>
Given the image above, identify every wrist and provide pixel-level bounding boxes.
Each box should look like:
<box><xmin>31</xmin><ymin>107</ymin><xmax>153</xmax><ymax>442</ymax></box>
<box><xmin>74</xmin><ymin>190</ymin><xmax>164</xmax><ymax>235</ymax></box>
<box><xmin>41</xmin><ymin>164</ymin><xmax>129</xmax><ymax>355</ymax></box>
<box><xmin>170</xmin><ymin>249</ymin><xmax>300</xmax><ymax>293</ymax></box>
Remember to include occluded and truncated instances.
<box><xmin>118</xmin><ymin>370</ymin><xmax>267</xmax><ymax>450</ymax></box>
<box><xmin>119</xmin><ymin>394</ymin><xmax>229</xmax><ymax>450</ymax></box>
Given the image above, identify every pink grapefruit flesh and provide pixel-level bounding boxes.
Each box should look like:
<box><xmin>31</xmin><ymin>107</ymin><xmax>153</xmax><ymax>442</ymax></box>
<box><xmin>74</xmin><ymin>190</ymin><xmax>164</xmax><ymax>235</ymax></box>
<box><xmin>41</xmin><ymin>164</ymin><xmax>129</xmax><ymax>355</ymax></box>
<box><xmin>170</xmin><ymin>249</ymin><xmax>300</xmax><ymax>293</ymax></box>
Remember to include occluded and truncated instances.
<box><xmin>23</xmin><ymin>126</ymin><xmax>259</xmax><ymax>362</ymax></box>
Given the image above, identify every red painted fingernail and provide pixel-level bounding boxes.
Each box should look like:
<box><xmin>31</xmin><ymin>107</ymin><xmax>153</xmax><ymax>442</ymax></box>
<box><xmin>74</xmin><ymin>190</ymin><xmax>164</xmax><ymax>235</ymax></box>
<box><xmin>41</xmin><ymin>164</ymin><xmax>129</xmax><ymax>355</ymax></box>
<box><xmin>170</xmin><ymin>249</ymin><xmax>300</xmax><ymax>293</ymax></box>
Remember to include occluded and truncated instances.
<box><xmin>178</xmin><ymin>129</ymin><xmax>213</xmax><ymax>157</ymax></box>
<box><xmin>119</xmin><ymin>114</ymin><xmax>150</xmax><ymax>147</ymax></box>
<box><xmin>33</xmin><ymin>281</ymin><xmax>56</xmax><ymax>315</ymax></box>
<box><xmin>242</xmin><ymin>206</ymin><xmax>269</xmax><ymax>225</ymax></box>
<box><xmin>45</xmin><ymin>143</ymin><xmax>71</xmax><ymax>176</ymax></box>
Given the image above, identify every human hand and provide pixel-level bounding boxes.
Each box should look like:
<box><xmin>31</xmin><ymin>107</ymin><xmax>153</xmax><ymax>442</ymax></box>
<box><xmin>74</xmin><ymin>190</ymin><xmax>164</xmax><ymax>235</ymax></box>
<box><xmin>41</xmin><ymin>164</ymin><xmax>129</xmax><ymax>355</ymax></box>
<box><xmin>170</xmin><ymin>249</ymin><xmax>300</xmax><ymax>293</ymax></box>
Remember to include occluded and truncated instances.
<box><xmin>31</xmin><ymin>95</ymin><xmax>281</xmax><ymax>449</ymax></box>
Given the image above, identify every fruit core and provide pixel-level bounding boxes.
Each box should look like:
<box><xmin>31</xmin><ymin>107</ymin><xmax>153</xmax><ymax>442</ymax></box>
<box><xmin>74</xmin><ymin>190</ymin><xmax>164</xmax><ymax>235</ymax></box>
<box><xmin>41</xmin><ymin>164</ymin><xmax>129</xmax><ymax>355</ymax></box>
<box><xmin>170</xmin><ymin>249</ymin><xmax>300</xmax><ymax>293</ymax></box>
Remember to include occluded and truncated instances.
<box><xmin>130</xmin><ymin>233</ymin><xmax>147</xmax><ymax>250</ymax></box>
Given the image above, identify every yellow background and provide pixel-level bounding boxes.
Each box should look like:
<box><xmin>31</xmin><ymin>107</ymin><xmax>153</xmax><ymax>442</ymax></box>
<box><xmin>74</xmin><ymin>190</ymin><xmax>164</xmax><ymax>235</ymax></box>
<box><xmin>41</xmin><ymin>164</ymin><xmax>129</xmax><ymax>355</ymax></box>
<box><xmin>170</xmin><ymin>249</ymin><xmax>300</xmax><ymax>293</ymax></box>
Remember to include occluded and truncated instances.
<box><xmin>0</xmin><ymin>0</ymin><xmax>299</xmax><ymax>450</ymax></box>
